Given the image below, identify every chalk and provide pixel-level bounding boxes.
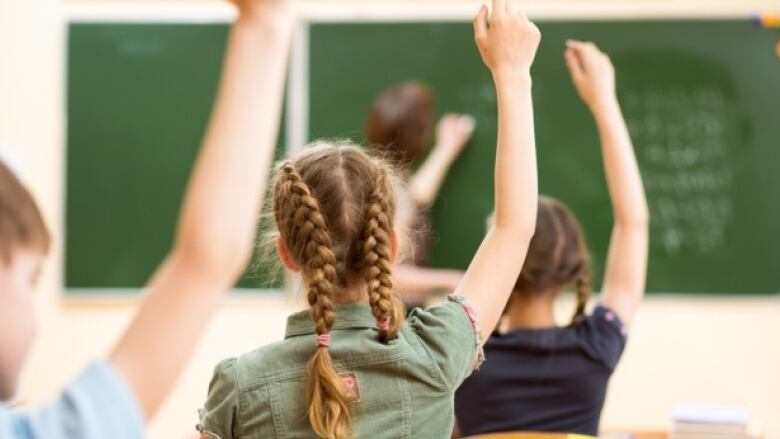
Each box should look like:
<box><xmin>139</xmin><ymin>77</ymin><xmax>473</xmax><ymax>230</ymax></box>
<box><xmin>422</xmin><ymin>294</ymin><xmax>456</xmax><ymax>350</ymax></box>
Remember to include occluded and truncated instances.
<box><xmin>461</xmin><ymin>115</ymin><xmax>477</xmax><ymax>133</ymax></box>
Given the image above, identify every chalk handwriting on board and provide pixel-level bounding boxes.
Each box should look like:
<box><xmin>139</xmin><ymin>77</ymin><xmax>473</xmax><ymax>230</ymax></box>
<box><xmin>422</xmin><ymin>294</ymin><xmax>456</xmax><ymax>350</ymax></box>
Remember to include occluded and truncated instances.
<box><xmin>623</xmin><ymin>85</ymin><xmax>734</xmax><ymax>256</ymax></box>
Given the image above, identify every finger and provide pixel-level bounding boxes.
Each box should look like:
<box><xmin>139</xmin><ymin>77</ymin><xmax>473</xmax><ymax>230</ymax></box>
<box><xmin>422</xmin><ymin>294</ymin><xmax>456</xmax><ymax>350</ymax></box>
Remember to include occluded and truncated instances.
<box><xmin>528</xmin><ymin>19</ymin><xmax>541</xmax><ymax>39</ymax></box>
<box><xmin>516</xmin><ymin>9</ymin><xmax>530</xmax><ymax>23</ymax></box>
<box><xmin>565</xmin><ymin>48</ymin><xmax>585</xmax><ymax>83</ymax></box>
<box><xmin>473</xmin><ymin>5</ymin><xmax>488</xmax><ymax>45</ymax></box>
<box><xmin>565</xmin><ymin>40</ymin><xmax>586</xmax><ymax>60</ymax></box>
<box><xmin>583</xmin><ymin>42</ymin><xmax>601</xmax><ymax>58</ymax></box>
<box><xmin>567</xmin><ymin>40</ymin><xmax>599</xmax><ymax>68</ymax></box>
<box><xmin>505</xmin><ymin>0</ymin><xmax>514</xmax><ymax>14</ymax></box>
<box><xmin>567</xmin><ymin>40</ymin><xmax>597</xmax><ymax>54</ymax></box>
<box><xmin>461</xmin><ymin>115</ymin><xmax>477</xmax><ymax>133</ymax></box>
<box><xmin>492</xmin><ymin>0</ymin><xmax>505</xmax><ymax>17</ymax></box>
<box><xmin>441</xmin><ymin>114</ymin><xmax>460</xmax><ymax>126</ymax></box>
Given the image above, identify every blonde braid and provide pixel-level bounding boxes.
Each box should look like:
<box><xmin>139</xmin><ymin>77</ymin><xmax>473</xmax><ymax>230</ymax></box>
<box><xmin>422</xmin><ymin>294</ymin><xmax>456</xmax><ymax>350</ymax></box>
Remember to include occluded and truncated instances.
<box><xmin>278</xmin><ymin>162</ymin><xmax>352</xmax><ymax>439</ymax></box>
<box><xmin>362</xmin><ymin>166</ymin><xmax>404</xmax><ymax>342</ymax></box>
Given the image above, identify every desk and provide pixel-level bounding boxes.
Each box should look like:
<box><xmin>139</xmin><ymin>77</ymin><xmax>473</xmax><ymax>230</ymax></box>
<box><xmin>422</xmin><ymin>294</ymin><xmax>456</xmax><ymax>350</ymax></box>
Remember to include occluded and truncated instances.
<box><xmin>465</xmin><ymin>432</ymin><xmax>668</xmax><ymax>439</ymax></box>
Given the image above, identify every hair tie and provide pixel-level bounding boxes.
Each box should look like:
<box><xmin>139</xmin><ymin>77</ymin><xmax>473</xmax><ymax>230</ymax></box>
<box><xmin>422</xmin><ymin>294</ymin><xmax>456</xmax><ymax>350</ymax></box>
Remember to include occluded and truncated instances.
<box><xmin>316</xmin><ymin>332</ymin><xmax>331</xmax><ymax>348</ymax></box>
<box><xmin>377</xmin><ymin>319</ymin><xmax>390</xmax><ymax>331</ymax></box>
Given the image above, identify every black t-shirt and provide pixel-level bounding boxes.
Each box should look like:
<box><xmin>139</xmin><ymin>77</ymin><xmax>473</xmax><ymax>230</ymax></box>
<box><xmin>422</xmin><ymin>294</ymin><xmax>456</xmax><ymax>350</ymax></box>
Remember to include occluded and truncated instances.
<box><xmin>454</xmin><ymin>305</ymin><xmax>627</xmax><ymax>437</ymax></box>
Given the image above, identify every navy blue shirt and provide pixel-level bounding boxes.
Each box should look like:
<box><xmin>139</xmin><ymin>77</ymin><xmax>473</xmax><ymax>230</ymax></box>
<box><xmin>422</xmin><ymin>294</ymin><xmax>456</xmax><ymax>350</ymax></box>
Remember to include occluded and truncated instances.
<box><xmin>454</xmin><ymin>305</ymin><xmax>627</xmax><ymax>437</ymax></box>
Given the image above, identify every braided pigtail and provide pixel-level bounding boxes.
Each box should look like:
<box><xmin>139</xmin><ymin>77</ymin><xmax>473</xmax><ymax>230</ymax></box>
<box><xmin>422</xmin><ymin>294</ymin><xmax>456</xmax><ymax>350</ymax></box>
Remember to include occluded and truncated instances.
<box><xmin>276</xmin><ymin>163</ymin><xmax>352</xmax><ymax>439</ymax></box>
<box><xmin>570</xmin><ymin>264</ymin><xmax>592</xmax><ymax>326</ymax></box>
<box><xmin>362</xmin><ymin>166</ymin><xmax>404</xmax><ymax>342</ymax></box>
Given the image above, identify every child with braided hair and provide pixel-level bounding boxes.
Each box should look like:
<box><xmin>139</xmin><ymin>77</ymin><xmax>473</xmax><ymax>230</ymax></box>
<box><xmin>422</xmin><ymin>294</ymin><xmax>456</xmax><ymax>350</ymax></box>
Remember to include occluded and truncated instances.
<box><xmin>454</xmin><ymin>41</ymin><xmax>649</xmax><ymax>438</ymax></box>
<box><xmin>198</xmin><ymin>0</ymin><xmax>541</xmax><ymax>438</ymax></box>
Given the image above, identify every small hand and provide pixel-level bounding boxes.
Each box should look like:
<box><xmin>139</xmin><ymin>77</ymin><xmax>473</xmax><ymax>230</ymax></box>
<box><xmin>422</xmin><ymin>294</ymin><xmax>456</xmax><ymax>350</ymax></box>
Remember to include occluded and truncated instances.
<box><xmin>473</xmin><ymin>0</ymin><xmax>541</xmax><ymax>81</ymax></box>
<box><xmin>435</xmin><ymin>114</ymin><xmax>476</xmax><ymax>160</ymax></box>
<box><xmin>564</xmin><ymin>40</ymin><xmax>617</xmax><ymax>112</ymax></box>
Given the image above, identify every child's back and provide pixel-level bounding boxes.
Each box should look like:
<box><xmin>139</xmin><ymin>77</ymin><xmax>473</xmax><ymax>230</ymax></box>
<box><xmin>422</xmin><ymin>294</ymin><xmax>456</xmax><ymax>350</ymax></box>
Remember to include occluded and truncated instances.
<box><xmin>200</xmin><ymin>302</ymin><xmax>479</xmax><ymax>438</ymax></box>
<box><xmin>455</xmin><ymin>306</ymin><xmax>626</xmax><ymax>436</ymax></box>
<box><xmin>200</xmin><ymin>3</ymin><xmax>543</xmax><ymax>437</ymax></box>
<box><xmin>454</xmin><ymin>41</ymin><xmax>648</xmax><ymax>438</ymax></box>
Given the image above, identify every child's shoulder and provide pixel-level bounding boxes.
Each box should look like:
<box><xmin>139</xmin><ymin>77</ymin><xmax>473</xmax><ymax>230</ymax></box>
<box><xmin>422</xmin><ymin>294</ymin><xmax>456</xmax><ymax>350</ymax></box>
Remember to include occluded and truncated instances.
<box><xmin>403</xmin><ymin>297</ymin><xmax>485</xmax><ymax>385</ymax></box>
<box><xmin>406</xmin><ymin>296</ymin><xmax>481</xmax><ymax>342</ymax></box>
<box><xmin>213</xmin><ymin>338</ymin><xmax>310</xmax><ymax>391</ymax></box>
<box><xmin>578</xmin><ymin>304</ymin><xmax>629</xmax><ymax>339</ymax></box>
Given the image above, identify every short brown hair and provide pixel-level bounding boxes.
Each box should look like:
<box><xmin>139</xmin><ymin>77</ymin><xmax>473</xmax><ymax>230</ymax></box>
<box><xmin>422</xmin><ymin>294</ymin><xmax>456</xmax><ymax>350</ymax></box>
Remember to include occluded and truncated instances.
<box><xmin>365</xmin><ymin>81</ymin><xmax>435</xmax><ymax>167</ymax></box>
<box><xmin>0</xmin><ymin>160</ymin><xmax>51</xmax><ymax>261</ymax></box>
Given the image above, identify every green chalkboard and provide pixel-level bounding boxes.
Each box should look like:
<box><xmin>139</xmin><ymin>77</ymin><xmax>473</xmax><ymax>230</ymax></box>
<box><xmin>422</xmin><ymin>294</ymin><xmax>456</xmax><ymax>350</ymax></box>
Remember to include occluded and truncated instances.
<box><xmin>66</xmin><ymin>23</ymin><xmax>284</xmax><ymax>291</ymax></box>
<box><xmin>308</xmin><ymin>20</ymin><xmax>780</xmax><ymax>294</ymax></box>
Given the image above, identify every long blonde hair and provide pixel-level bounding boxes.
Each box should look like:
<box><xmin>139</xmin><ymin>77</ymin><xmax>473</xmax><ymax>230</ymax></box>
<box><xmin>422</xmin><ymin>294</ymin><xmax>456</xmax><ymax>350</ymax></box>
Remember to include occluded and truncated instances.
<box><xmin>271</xmin><ymin>142</ymin><xmax>405</xmax><ymax>438</ymax></box>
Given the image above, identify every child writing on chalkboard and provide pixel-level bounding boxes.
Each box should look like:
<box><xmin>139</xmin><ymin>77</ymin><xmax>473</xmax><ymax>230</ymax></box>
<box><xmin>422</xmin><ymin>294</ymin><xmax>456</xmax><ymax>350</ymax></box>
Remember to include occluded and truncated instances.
<box><xmin>0</xmin><ymin>0</ymin><xmax>289</xmax><ymax>436</ymax></box>
<box><xmin>197</xmin><ymin>1</ymin><xmax>540</xmax><ymax>437</ymax></box>
<box><xmin>453</xmin><ymin>41</ymin><xmax>649</xmax><ymax>438</ymax></box>
<box><xmin>365</xmin><ymin>82</ymin><xmax>475</xmax><ymax>307</ymax></box>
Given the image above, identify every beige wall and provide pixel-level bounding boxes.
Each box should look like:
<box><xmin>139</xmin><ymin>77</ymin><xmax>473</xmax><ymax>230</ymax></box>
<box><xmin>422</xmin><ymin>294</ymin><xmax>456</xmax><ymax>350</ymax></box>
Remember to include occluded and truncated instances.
<box><xmin>20</xmin><ymin>297</ymin><xmax>780</xmax><ymax>438</ymax></box>
<box><xmin>2</xmin><ymin>0</ymin><xmax>779</xmax><ymax>438</ymax></box>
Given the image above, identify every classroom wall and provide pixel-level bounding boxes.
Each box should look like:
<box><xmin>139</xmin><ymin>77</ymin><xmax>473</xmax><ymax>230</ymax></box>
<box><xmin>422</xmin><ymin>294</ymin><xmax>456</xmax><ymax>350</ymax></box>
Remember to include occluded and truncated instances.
<box><xmin>57</xmin><ymin>0</ymin><xmax>780</xmax><ymax>7</ymax></box>
<box><xmin>23</xmin><ymin>298</ymin><xmax>780</xmax><ymax>438</ymax></box>
<box><xmin>2</xmin><ymin>0</ymin><xmax>779</xmax><ymax>438</ymax></box>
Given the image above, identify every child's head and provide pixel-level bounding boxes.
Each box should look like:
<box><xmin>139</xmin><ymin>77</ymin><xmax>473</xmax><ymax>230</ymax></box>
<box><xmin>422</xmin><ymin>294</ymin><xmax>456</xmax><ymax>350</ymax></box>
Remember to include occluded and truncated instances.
<box><xmin>0</xmin><ymin>161</ymin><xmax>50</xmax><ymax>400</ymax></box>
<box><xmin>510</xmin><ymin>196</ymin><xmax>591</xmax><ymax>325</ymax></box>
<box><xmin>365</xmin><ymin>81</ymin><xmax>435</xmax><ymax>167</ymax></box>
<box><xmin>271</xmin><ymin>142</ymin><xmax>405</xmax><ymax>438</ymax></box>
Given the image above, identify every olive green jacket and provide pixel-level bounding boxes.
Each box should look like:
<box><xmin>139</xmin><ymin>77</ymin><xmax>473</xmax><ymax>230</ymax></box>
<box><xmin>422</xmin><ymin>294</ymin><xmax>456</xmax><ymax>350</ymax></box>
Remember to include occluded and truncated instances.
<box><xmin>198</xmin><ymin>298</ymin><xmax>482</xmax><ymax>439</ymax></box>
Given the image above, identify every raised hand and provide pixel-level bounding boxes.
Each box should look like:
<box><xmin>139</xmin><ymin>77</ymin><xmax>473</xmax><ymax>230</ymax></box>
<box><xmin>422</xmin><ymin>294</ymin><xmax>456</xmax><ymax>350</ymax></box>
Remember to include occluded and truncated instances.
<box><xmin>110</xmin><ymin>0</ymin><xmax>292</xmax><ymax>419</ymax></box>
<box><xmin>473</xmin><ymin>0</ymin><xmax>541</xmax><ymax>80</ymax></box>
<box><xmin>564</xmin><ymin>40</ymin><xmax>617</xmax><ymax>112</ymax></box>
<box><xmin>564</xmin><ymin>42</ymin><xmax>649</xmax><ymax>328</ymax></box>
<box><xmin>409</xmin><ymin>114</ymin><xmax>475</xmax><ymax>207</ymax></box>
<box><xmin>435</xmin><ymin>114</ymin><xmax>475</xmax><ymax>159</ymax></box>
<box><xmin>455</xmin><ymin>1</ymin><xmax>539</xmax><ymax>339</ymax></box>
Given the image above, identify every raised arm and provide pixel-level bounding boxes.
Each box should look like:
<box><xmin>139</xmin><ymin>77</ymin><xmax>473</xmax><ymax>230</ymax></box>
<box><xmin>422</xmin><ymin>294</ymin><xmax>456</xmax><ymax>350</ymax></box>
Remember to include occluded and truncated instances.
<box><xmin>394</xmin><ymin>264</ymin><xmax>463</xmax><ymax>295</ymax></box>
<box><xmin>565</xmin><ymin>41</ymin><xmax>649</xmax><ymax>327</ymax></box>
<box><xmin>454</xmin><ymin>0</ymin><xmax>540</xmax><ymax>339</ymax></box>
<box><xmin>409</xmin><ymin>114</ymin><xmax>475</xmax><ymax>207</ymax></box>
<box><xmin>109</xmin><ymin>0</ymin><xmax>292</xmax><ymax>419</ymax></box>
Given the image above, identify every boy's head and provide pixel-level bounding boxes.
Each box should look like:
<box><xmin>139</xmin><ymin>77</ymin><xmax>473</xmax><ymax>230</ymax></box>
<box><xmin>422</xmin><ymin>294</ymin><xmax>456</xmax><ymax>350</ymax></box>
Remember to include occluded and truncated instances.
<box><xmin>0</xmin><ymin>160</ymin><xmax>50</xmax><ymax>400</ymax></box>
<box><xmin>365</xmin><ymin>81</ymin><xmax>435</xmax><ymax>167</ymax></box>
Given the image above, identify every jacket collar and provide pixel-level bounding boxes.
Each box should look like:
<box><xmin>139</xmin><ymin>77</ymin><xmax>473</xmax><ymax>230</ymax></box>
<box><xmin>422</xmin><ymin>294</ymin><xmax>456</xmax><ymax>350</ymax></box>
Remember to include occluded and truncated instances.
<box><xmin>285</xmin><ymin>303</ymin><xmax>378</xmax><ymax>338</ymax></box>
